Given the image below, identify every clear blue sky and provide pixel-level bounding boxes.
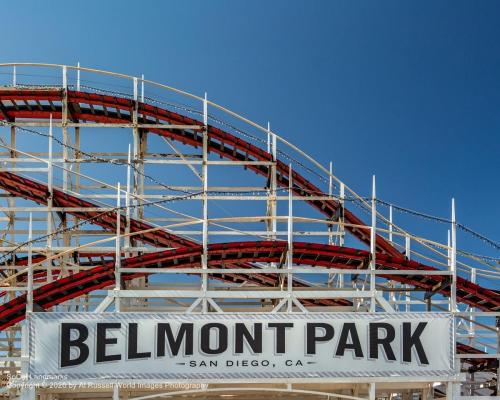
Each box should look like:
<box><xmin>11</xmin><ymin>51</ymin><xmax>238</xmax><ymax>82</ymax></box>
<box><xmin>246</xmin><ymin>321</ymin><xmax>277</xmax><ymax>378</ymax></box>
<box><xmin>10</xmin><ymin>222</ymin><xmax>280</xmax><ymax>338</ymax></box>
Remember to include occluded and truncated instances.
<box><xmin>2</xmin><ymin>0</ymin><xmax>499</xmax><ymax>261</ymax></box>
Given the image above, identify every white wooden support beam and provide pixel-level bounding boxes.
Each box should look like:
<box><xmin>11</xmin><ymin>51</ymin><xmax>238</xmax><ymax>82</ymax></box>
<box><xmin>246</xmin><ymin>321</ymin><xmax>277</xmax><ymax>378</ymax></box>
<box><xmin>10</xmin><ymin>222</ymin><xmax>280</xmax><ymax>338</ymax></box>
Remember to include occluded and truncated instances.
<box><xmin>370</xmin><ymin>175</ymin><xmax>376</xmax><ymax>312</ymax></box>
<box><xmin>328</xmin><ymin>161</ymin><xmax>334</xmax><ymax>246</ymax></box>
<box><xmin>201</xmin><ymin>92</ymin><xmax>209</xmax><ymax>313</ymax></box>
<box><xmin>26</xmin><ymin>212</ymin><xmax>33</xmax><ymax>313</ymax></box>
<box><xmin>271</xmin><ymin>127</ymin><xmax>277</xmax><ymax>242</ymax></box>
<box><xmin>94</xmin><ymin>295</ymin><xmax>114</xmax><ymax>313</ymax></box>
<box><xmin>287</xmin><ymin>164</ymin><xmax>293</xmax><ymax>312</ymax></box>
<box><xmin>368</xmin><ymin>382</ymin><xmax>376</xmax><ymax>400</ymax></box>
<box><xmin>376</xmin><ymin>294</ymin><xmax>395</xmax><ymax>313</ymax></box>
<box><xmin>207</xmin><ymin>298</ymin><xmax>223</xmax><ymax>313</ymax></box>
<box><xmin>469</xmin><ymin>268</ymin><xmax>476</xmax><ymax>345</ymax></box>
<box><xmin>62</xmin><ymin>81</ymin><xmax>69</xmax><ymax>192</ymax></box>
<box><xmin>124</xmin><ymin>144</ymin><xmax>132</xmax><ymax>255</ymax></box>
<box><xmin>186</xmin><ymin>298</ymin><xmax>203</xmax><ymax>314</ymax></box>
<box><xmin>114</xmin><ymin>182</ymin><xmax>122</xmax><ymax>312</ymax></box>
<box><xmin>450</xmin><ymin>198</ymin><xmax>457</xmax><ymax>312</ymax></box>
<box><xmin>113</xmin><ymin>385</ymin><xmax>119</xmax><ymax>400</ymax></box>
<box><xmin>46</xmin><ymin>115</ymin><xmax>54</xmax><ymax>283</ymax></box>
<box><xmin>270</xmin><ymin>298</ymin><xmax>288</xmax><ymax>313</ymax></box>
<box><xmin>339</xmin><ymin>182</ymin><xmax>345</xmax><ymax>248</ymax></box>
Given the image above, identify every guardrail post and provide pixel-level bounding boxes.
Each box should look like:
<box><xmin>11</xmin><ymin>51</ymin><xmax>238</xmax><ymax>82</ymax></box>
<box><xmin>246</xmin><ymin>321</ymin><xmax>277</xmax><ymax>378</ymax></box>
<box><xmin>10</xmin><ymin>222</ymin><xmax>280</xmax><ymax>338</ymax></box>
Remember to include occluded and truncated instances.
<box><xmin>133</xmin><ymin>77</ymin><xmax>138</xmax><ymax>102</ymax></box>
<box><xmin>62</xmin><ymin>65</ymin><xmax>67</xmax><ymax>89</ymax></box>
<box><xmin>77</xmin><ymin>61</ymin><xmax>81</xmax><ymax>91</ymax></box>
<box><xmin>141</xmin><ymin>74</ymin><xmax>145</xmax><ymax>103</ymax></box>
<box><xmin>405</xmin><ymin>235</ymin><xmax>411</xmax><ymax>259</ymax></box>
<box><xmin>389</xmin><ymin>204</ymin><xmax>393</xmax><ymax>243</ymax></box>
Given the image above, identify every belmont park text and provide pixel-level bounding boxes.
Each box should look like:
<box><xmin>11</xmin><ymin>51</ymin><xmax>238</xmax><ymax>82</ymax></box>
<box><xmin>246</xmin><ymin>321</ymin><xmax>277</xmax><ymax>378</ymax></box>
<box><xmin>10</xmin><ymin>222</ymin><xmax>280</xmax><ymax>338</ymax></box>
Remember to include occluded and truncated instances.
<box><xmin>60</xmin><ymin>320</ymin><xmax>430</xmax><ymax>368</ymax></box>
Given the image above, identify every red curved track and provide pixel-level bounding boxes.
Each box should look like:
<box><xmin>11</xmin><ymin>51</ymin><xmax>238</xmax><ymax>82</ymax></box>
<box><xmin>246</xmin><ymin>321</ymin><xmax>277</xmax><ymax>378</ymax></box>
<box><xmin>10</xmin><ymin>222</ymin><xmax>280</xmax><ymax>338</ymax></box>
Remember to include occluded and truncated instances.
<box><xmin>0</xmin><ymin>241</ymin><xmax>495</xmax><ymax>370</ymax></box>
<box><xmin>0</xmin><ymin>171</ymin><xmax>349</xmax><ymax>308</ymax></box>
<box><xmin>0</xmin><ymin>88</ymin><xmax>498</xmax><ymax>371</ymax></box>
<box><xmin>0</xmin><ymin>88</ymin><xmax>398</xmax><ymax>256</ymax></box>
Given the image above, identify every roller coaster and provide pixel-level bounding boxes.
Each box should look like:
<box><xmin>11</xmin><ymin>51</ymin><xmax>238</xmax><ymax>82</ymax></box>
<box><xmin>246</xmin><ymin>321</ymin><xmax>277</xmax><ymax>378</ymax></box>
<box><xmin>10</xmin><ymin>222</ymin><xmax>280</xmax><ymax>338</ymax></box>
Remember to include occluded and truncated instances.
<box><xmin>0</xmin><ymin>63</ymin><xmax>498</xmax><ymax>399</ymax></box>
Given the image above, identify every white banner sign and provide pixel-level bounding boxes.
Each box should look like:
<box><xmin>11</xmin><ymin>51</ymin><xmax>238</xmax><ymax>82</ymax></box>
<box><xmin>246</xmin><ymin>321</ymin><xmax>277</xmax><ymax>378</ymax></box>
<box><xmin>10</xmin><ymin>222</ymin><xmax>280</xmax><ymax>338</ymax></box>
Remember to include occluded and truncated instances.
<box><xmin>29</xmin><ymin>312</ymin><xmax>454</xmax><ymax>380</ymax></box>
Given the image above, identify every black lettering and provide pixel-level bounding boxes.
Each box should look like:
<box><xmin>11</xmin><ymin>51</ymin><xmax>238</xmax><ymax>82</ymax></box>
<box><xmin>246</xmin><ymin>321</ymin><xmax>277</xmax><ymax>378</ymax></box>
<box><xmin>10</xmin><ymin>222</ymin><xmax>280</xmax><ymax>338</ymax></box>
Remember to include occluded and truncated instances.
<box><xmin>369</xmin><ymin>323</ymin><xmax>396</xmax><ymax>361</ymax></box>
<box><xmin>96</xmin><ymin>323</ymin><xmax>121</xmax><ymax>363</ymax></box>
<box><xmin>306</xmin><ymin>323</ymin><xmax>334</xmax><ymax>355</ymax></box>
<box><xmin>200</xmin><ymin>323</ymin><xmax>228</xmax><ymax>354</ymax></box>
<box><xmin>60</xmin><ymin>323</ymin><xmax>89</xmax><ymax>367</ymax></box>
<box><xmin>402</xmin><ymin>322</ymin><xmax>429</xmax><ymax>364</ymax></box>
<box><xmin>235</xmin><ymin>323</ymin><xmax>262</xmax><ymax>354</ymax></box>
<box><xmin>157</xmin><ymin>323</ymin><xmax>193</xmax><ymax>356</ymax></box>
<box><xmin>335</xmin><ymin>323</ymin><xmax>363</xmax><ymax>358</ymax></box>
<box><xmin>268</xmin><ymin>323</ymin><xmax>293</xmax><ymax>353</ymax></box>
<box><xmin>127</xmin><ymin>323</ymin><xmax>151</xmax><ymax>359</ymax></box>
